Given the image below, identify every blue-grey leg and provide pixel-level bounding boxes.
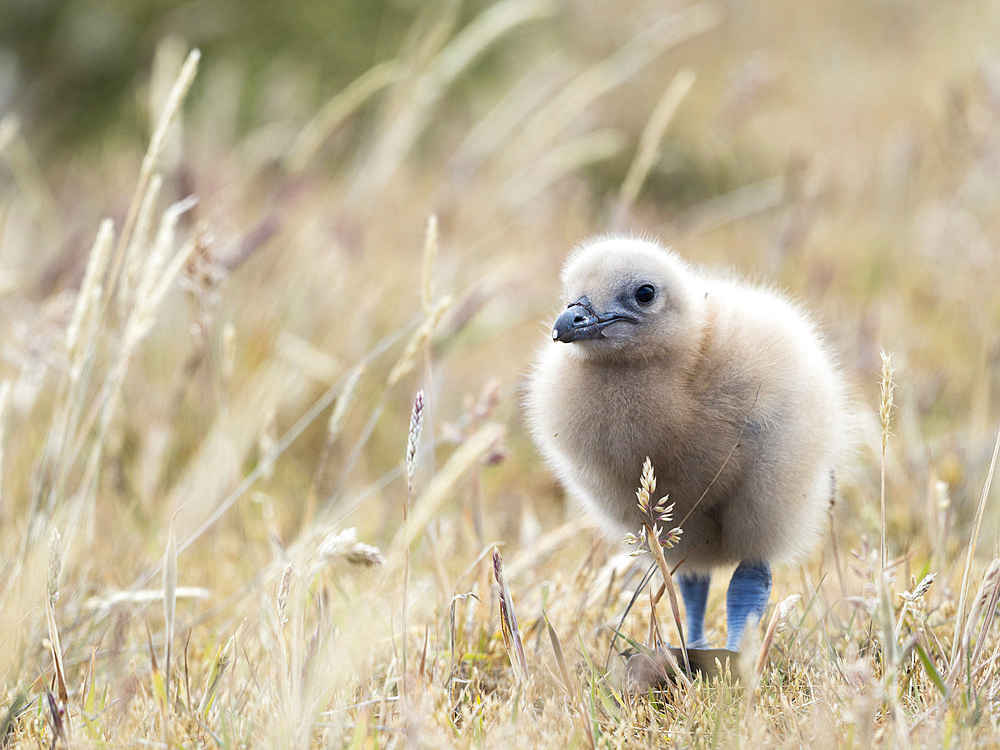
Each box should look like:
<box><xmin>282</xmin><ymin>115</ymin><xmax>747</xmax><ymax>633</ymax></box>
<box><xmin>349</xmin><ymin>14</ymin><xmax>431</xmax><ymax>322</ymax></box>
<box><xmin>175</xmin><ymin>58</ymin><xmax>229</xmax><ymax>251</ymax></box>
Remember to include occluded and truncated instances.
<box><xmin>677</xmin><ymin>572</ymin><xmax>711</xmax><ymax>648</ymax></box>
<box><xmin>725</xmin><ymin>561</ymin><xmax>771</xmax><ymax>651</ymax></box>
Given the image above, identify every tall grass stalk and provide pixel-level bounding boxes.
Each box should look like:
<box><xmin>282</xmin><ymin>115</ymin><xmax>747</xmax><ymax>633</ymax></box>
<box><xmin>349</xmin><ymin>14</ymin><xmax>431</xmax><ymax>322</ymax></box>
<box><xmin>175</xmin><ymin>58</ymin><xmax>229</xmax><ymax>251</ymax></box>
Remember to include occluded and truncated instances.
<box><xmin>879</xmin><ymin>349</ymin><xmax>895</xmax><ymax>573</ymax></box>
<box><xmin>28</xmin><ymin>51</ymin><xmax>200</xmax><ymax>540</ymax></box>
<box><xmin>286</xmin><ymin>60</ymin><xmax>402</xmax><ymax>173</ymax></box>
<box><xmin>161</xmin><ymin>317</ymin><xmax>418</xmax><ymax>575</ymax></box>
<box><xmin>302</xmin><ymin>364</ymin><xmax>366</xmax><ymax>531</ymax></box>
<box><xmin>616</xmin><ymin>67</ymin><xmax>696</xmax><ymax>222</ymax></box>
<box><xmin>494</xmin><ymin>546</ymin><xmax>528</xmax><ymax>683</ymax></box>
<box><xmin>420</xmin><ymin>215</ymin><xmax>439</xmax><ymax>476</ymax></box>
<box><xmin>627</xmin><ymin>458</ymin><xmax>689</xmax><ymax>678</ymax></box>
<box><xmin>401</xmin><ymin>390</ymin><xmax>425</xmax><ymax>702</ymax></box>
<box><xmin>948</xmin><ymin>427</ymin><xmax>1000</xmax><ymax>686</ymax></box>
<box><xmin>163</xmin><ymin>519</ymin><xmax>178</xmax><ymax>706</ymax></box>
<box><xmin>28</xmin><ymin>221</ymin><xmax>114</xmax><ymax>535</ymax></box>
<box><xmin>44</xmin><ymin>527</ymin><xmax>70</xmax><ymax>737</ymax></box>
<box><xmin>350</xmin><ymin>0</ymin><xmax>556</xmax><ymax>203</ymax></box>
<box><xmin>502</xmin><ymin>129</ymin><xmax>627</xmax><ymax>210</ymax></box>
<box><xmin>102</xmin><ymin>48</ymin><xmax>200</xmax><ymax>311</ymax></box>
<box><xmin>388</xmin><ymin>421</ymin><xmax>505</xmax><ymax>563</ymax></box>
<box><xmin>502</xmin><ymin>4</ymin><xmax>719</xmax><ymax>170</ymax></box>
<box><xmin>76</xmin><ymin>206</ymin><xmax>198</xmax><ymax>532</ymax></box>
<box><xmin>120</xmin><ymin>174</ymin><xmax>164</xmax><ymax>314</ymax></box>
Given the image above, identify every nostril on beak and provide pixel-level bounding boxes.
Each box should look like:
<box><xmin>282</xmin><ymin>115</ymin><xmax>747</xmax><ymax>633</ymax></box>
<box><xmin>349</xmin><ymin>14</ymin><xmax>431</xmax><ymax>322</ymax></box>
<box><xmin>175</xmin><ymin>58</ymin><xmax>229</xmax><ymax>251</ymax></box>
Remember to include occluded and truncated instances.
<box><xmin>573</xmin><ymin>314</ymin><xmax>586</xmax><ymax>324</ymax></box>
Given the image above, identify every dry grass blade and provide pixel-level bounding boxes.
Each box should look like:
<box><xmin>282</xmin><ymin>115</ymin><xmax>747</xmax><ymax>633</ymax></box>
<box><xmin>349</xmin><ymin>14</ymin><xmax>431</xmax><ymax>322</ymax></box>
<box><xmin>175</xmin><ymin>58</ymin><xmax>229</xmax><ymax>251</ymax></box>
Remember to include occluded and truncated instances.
<box><xmin>656</xmin><ymin>556</ymin><xmax>690</xmax><ymax>676</ymax></box>
<box><xmin>678</xmin><ymin>176</ymin><xmax>786</xmax><ymax>235</ymax></box>
<box><xmin>119</xmin><ymin>173</ymin><xmax>163</xmax><ymax>314</ymax></box>
<box><xmin>145</xmin><ymin>621</ymin><xmax>169</xmax><ymax>744</ymax></box>
<box><xmin>198</xmin><ymin>632</ymin><xmax>237</xmax><ymax>716</ymax></box>
<box><xmin>286</xmin><ymin>60</ymin><xmax>402</xmax><ymax>173</ymax></box>
<box><xmin>304</xmin><ymin>363</ymin><xmax>365</xmax><ymax>531</ymax></box>
<box><xmin>616</xmin><ymin>67</ymin><xmax>696</xmax><ymax>220</ymax></box>
<box><xmin>948</xmin><ymin>427</ymin><xmax>1000</xmax><ymax>684</ymax></box>
<box><xmin>1</xmin><ymin>691</ymin><xmax>28</xmax><ymax>747</ymax></box>
<box><xmin>878</xmin><ymin>569</ymin><xmax>898</xmax><ymax>670</ymax></box>
<box><xmin>67</xmin><ymin>195</ymin><xmax>199</xmax><ymax>529</ymax></box>
<box><xmin>163</xmin><ymin>519</ymin><xmax>178</xmax><ymax>705</ymax></box>
<box><xmin>386</xmin><ymin>296</ymin><xmax>452</xmax><ymax>388</ymax></box>
<box><xmin>504</xmin><ymin>3</ymin><xmax>719</xmax><ymax>167</ymax></box>
<box><xmin>351</xmin><ymin>0</ymin><xmax>556</xmax><ymax>202</ymax></box>
<box><xmin>383</xmin><ymin>421</ymin><xmax>505</xmax><ymax>570</ymax></box>
<box><xmin>450</xmin><ymin>52</ymin><xmax>570</xmax><ymax>174</ymax></box>
<box><xmin>647</xmin><ymin>585</ymin><xmax>662</xmax><ymax>648</ymax></box>
<box><xmin>34</xmin><ymin>220</ymin><xmax>115</xmax><ymax>522</ymax></box>
<box><xmin>86</xmin><ymin>586</ymin><xmax>209</xmax><ymax>610</ymax></box>
<box><xmin>102</xmin><ymin>48</ymin><xmax>200</xmax><ymax>311</ymax></box>
<box><xmin>448</xmin><ymin>591</ymin><xmax>482</xmax><ymax>689</ymax></box>
<box><xmin>545</xmin><ymin>611</ymin><xmax>600</xmax><ymax>744</ymax></box>
<box><xmin>543</xmin><ymin>611</ymin><xmax>573</xmax><ymax>699</ymax></box>
<box><xmin>968</xmin><ymin>560</ymin><xmax>1000</xmax><ymax>669</ymax></box>
<box><xmin>754</xmin><ymin>594</ymin><xmax>800</xmax><ymax>686</ymax></box>
<box><xmin>66</xmin><ymin>219</ymin><xmax>113</xmax><ymax>357</ymax></box>
<box><xmin>494</xmin><ymin>547</ymin><xmax>528</xmax><ymax>683</ymax></box>
<box><xmin>44</xmin><ymin>528</ymin><xmax>70</xmax><ymax>722</ymax></box>
<box><xmin>0</xmin><ymin>115</ymin><xmax>16</xmax><ymax>154</ymax></box>
<box><xmin>502</xmin><ymin>129</ymin><xmax>627</xmax><ymax>210</ymax></box>
<box><xmin>126</xmin><ymin>200</ymin><xmax>199</xmax><ymax>348</ymax></box>
<box><xmin>421</xmin><ymin>214</ymin><xmax>438</xmax><ymax>317</ymax></box>
<box><xmin>165</xmin><ymin>318</ymin><xmax>419</xmax><ymax>569</ymax></box>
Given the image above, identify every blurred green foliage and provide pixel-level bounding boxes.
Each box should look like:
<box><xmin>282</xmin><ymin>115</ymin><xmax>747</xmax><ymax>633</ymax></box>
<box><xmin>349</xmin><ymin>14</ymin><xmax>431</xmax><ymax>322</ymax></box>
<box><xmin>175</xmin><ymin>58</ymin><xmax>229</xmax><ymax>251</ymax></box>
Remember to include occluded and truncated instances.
<box><xmin>1</xmin><ymin>0</ymin><xmax>428</xmax><ymax>152</ymax></box>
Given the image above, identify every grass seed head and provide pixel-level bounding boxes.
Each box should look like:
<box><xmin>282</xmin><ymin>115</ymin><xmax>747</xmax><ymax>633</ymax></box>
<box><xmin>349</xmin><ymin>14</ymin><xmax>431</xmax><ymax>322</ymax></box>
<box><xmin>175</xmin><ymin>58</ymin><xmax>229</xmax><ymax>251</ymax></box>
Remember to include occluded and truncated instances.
<box><xmin>900</xmin><ymin>572</ymin><xmax>937</xmax><ymax>603</ymax></box>
<box><xmin>406</xmin><ymin>390</ymin><xmax>425</xmax><ymax>497</ymax></box>
<box><xmin>47</xmin><ymin>527</ymin><xmax>62</xmax><ymax>604</ymax></box>
<box><xmin>879</xmin><ymin>348</ymin><xmax>896</xmax><ymax>450</ymax></box>
<box><xmin>493</xmin><ymin>546</ymin><xmax>528</xmax><ymax>681</ymax></box>
<box><xmin>276</xmin><ymin>563</ymin><xmax>293</xmax><ymax>627</ymax></box>
<box><xmin>317</xmin><ymin>527</ymin><xmax>385</xmax><ymax>568</ymax></box>
<box><xmin>976</xmin><ymin>560</ymin><xmax>1000</xmax><ymax>608</ymax></box>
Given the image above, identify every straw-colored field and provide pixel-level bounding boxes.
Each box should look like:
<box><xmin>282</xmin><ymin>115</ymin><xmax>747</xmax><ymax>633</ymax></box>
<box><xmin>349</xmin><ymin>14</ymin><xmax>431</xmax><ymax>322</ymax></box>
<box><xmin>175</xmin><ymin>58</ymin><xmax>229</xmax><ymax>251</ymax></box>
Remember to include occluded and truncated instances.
<box><xmin>2</xmin><ymin>1</ymin><xmax>1000</xmax><ymax>746</ymax></box>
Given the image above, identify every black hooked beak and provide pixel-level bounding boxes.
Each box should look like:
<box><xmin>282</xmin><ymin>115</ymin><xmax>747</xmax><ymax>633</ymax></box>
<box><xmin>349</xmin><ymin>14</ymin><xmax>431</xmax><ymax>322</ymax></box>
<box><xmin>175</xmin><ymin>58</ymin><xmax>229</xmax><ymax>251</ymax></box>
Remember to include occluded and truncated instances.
<box><xmin>552</xmin><ymin>299</ymin><xmax>599</xmax><ymax>342</ymax></box>
<box><xmin>551</xmin><ymin>296</ymin><xmax>636</xmax><ymax>343</ymax></box>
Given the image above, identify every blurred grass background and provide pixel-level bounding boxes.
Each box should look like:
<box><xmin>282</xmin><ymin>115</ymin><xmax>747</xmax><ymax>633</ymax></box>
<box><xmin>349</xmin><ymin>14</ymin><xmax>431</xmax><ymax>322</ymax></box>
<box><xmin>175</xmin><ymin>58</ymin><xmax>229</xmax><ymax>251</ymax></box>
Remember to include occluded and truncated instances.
<box><xmin>2</xmin><ymin>0</ymin><xmax>1000</xmax><ymax>745</ymax></box>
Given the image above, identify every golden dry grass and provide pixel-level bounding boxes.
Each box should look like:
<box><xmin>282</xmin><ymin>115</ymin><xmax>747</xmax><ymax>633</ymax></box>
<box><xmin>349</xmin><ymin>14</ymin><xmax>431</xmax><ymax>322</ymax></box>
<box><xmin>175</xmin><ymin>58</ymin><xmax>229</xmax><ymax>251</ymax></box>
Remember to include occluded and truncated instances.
<box><xmin>2</xmin><ymin>1</ymin><xmax>1000</xmax><ymax>746</ymax></box>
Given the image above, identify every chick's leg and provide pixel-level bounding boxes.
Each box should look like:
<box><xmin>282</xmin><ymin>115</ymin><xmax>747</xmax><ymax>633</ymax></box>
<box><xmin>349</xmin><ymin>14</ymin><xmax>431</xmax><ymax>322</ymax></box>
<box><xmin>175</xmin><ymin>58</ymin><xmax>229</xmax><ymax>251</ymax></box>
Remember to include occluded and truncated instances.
<box><xmin>725</xmin><ymin>561</ymin><xmax>771</xmax><ymax>651</ymax></box>
<box><xmin>677</xmin><ymin>572</ymin><xmax>711</xmax><ymax>648</ymax></box>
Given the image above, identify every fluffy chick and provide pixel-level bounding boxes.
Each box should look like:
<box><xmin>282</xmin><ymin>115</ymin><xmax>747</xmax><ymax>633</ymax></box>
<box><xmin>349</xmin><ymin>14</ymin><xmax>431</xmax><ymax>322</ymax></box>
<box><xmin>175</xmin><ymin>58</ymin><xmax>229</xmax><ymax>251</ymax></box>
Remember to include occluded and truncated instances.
<box><xmin>525</xmin><ymin>235</ymin><xmax>857</xmax><ymax>650</ymax></box>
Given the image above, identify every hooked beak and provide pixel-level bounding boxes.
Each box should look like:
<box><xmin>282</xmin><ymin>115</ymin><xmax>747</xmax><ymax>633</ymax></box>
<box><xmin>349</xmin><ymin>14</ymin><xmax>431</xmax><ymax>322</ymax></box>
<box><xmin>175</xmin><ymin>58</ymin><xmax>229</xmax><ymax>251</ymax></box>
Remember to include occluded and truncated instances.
<box><xmin>551</xmin><ymin>296</ymin><xmax>636</xmax><ymax>343</ymax></box>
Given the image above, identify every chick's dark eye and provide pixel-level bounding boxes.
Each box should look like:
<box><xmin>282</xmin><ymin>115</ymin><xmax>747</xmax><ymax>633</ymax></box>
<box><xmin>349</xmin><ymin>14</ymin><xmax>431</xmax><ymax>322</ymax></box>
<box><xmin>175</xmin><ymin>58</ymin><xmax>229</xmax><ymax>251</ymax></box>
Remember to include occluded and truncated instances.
<box><xmin>634</xmin><ymin>284</ymin><xmax>655</xmax><ymax>305</ymax></box>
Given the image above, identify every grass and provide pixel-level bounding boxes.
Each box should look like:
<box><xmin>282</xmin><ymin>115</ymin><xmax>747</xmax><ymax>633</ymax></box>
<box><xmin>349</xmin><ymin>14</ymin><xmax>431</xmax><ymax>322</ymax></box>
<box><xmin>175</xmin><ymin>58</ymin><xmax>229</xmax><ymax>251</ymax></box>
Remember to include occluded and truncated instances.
<box><xmin>2</xmin><ymin>0</ymin><xmax>1000</xmax><ymax>746</ymax></box>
